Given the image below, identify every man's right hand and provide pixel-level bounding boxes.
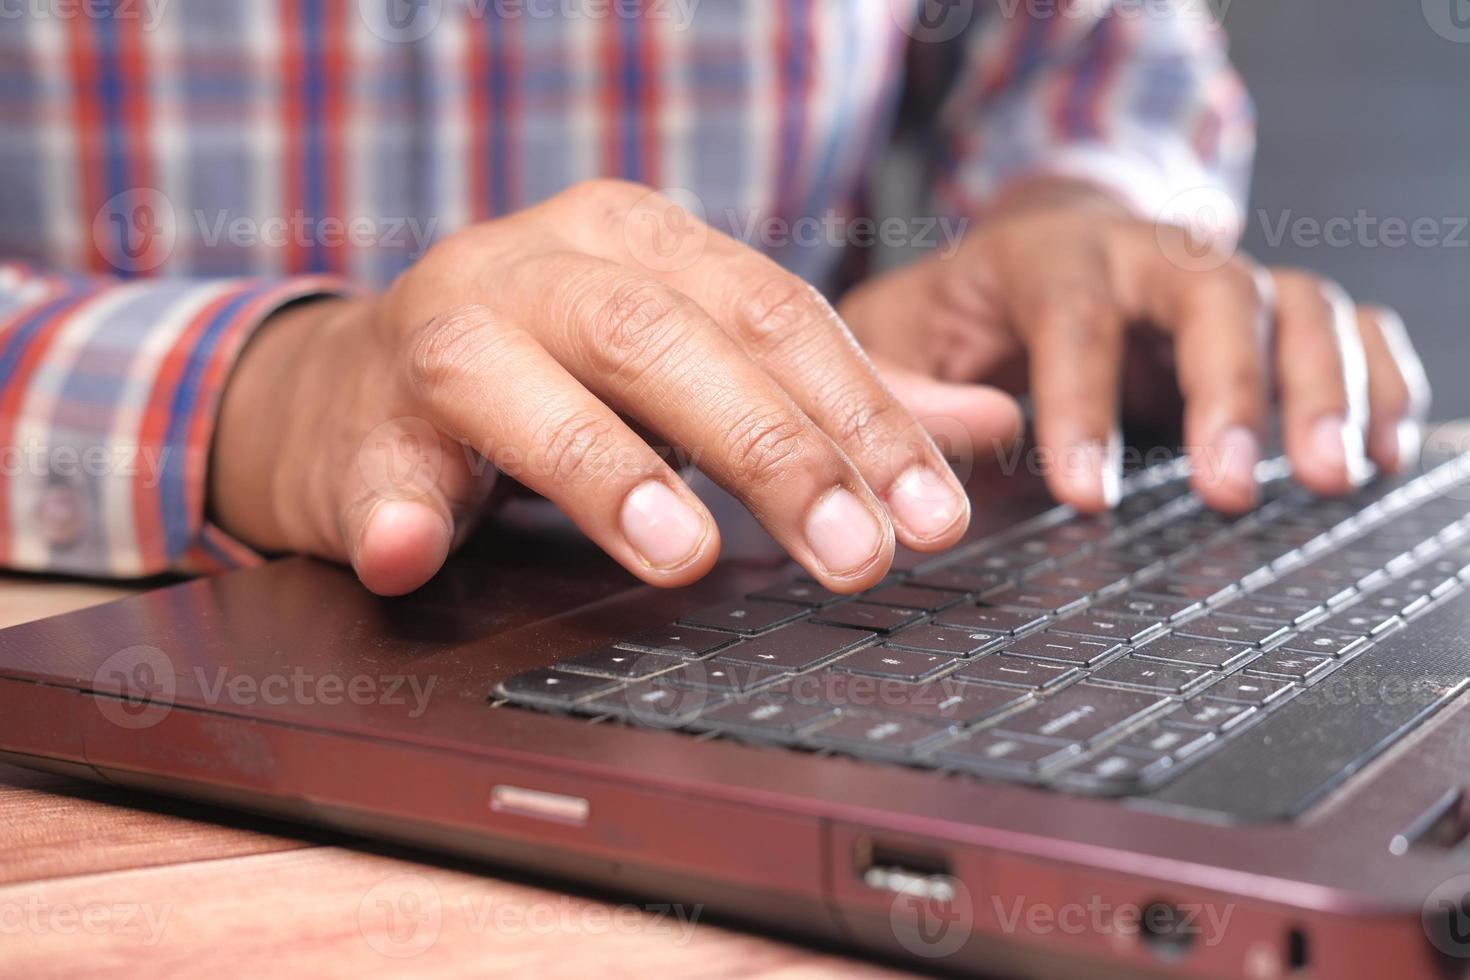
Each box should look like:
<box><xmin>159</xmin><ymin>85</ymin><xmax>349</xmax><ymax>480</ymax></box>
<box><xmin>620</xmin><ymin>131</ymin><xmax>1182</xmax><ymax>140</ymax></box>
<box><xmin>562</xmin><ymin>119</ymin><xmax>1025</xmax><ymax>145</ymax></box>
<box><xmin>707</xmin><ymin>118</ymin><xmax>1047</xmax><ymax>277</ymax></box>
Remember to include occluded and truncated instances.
<box><xmin>209</xmin><ymin>180</ymin><xmax>1022</xmax><ymax>595</ymax></box>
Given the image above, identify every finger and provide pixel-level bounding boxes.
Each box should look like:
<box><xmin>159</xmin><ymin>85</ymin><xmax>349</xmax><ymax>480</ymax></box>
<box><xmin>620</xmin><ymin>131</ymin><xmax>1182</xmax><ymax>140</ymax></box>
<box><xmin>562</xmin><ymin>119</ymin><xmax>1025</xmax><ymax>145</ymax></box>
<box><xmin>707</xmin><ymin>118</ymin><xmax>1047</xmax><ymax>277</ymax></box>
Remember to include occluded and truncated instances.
<box><xmin>1271</xmin><ymin>270</ymin><xmax>1371</xmax><ymax>495</ymax></box>
<box><xmin>1356</xmin><ymin>305</ymin><xmax>1431</xmax><ymax>473</ymax></box>
<box><xmin>519</xmin><ymin>256</ymin><xmax>896</xmax><ymax>591</ymax></box>
<box><xmin>339</xmin><ymin>414</ymin><xmax>459</xmax><ymax>596</ymax></box>
<box><xmin>574</xmin><ymin>187</ymin><xmax>971</xmax><ymax>551</ymax></box>
<box><xmin>403</xmin><ymin>304</ymin><xmax>722</xmax><ymax>588</ymax></box>
<box><xmin>870</xmin><ymin>355</ymin><xmax>1026</xmax><ymax>469</ymax></box>
<box><xmin>1010</xmin><ymin>246</ymin><xmax>1125</xmax><ymax>512</ymax></box>
<box><xmin>663</xmin><ymin>248</ymin><xmax>974</xmax><ymax>550</ymax></box>
<box><xmin>1157</xmin><ymin>262</ymin><xmax>1272</xmax><ymax>512</ymax></box>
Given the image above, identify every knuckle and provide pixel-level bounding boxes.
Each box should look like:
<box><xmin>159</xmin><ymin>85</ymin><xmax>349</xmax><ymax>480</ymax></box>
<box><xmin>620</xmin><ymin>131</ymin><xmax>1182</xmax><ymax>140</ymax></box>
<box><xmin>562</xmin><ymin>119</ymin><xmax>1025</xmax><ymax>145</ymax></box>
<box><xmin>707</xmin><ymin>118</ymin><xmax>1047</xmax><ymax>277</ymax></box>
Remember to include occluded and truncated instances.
<box><xmin>1038</xmin><ymin>289</ymin><xmax>1117</xmax><ymax>348</ymax></box>
<box><xmin>406</xmin><ymin>304</ymin><xmax>493</xmax><ymax>397</ymax></box>
<box><xmin>554</xmin><ymin>178</ymin><xmax>653</xmax><ymax>223</ymax></box>
<box><xmin>828</xmin><ymin>384</ymin><xmax>907</xmax><ymax>455</ymax></box>
<box><xmin>738</xmin><ymin>274</ymin><xmax>826</xmax><ymax>351</ymax></box>
<box><xmin>723</xmin><ymin>410</ymin><xmax>809</xmax><ymax>488</ymax></box>
<box><xmin>583</xmin><ymin>280</ymin><xmax>688</xmax><ymax>376</ymax></box>
<box><xmin>535</xmin><ymin>409</ymin><xmax>622</xmax><ymax>484</ymax></box>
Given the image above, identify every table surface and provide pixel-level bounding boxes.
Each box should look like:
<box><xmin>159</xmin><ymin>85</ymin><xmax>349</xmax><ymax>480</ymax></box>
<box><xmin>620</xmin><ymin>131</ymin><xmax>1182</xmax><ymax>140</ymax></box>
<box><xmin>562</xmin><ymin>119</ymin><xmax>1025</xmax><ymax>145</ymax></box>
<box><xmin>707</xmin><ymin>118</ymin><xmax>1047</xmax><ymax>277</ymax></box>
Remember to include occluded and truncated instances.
<box><xmin>0</xmin><ymin>579</ymin><xmax>910</xmax><ymax>978</ymax></box>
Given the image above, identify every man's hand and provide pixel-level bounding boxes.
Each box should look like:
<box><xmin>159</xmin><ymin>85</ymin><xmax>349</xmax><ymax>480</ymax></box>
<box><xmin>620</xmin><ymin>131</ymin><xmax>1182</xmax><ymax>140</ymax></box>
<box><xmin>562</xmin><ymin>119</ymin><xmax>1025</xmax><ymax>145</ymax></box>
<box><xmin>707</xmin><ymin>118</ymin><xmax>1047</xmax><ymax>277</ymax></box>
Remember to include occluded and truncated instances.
<box><xmin>209</xmin><ymin>180</ymin><xmax>1022</xmax><ymax>596</ymax></box>
<box><xmin>838</xmin><ymin>180</ymin><xmax>1431</xmax><ymax>514</ymax></box>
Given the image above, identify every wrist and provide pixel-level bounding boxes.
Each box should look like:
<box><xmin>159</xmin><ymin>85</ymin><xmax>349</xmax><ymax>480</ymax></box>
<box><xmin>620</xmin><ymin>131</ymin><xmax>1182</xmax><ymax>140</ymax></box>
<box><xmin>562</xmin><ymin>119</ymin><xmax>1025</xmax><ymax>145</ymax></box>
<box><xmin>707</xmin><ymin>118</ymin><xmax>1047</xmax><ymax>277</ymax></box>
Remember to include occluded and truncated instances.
<box><xmin>208</xmin><ymin>295</ymin><xmax>357</xmax><ymax>551</ymax></box>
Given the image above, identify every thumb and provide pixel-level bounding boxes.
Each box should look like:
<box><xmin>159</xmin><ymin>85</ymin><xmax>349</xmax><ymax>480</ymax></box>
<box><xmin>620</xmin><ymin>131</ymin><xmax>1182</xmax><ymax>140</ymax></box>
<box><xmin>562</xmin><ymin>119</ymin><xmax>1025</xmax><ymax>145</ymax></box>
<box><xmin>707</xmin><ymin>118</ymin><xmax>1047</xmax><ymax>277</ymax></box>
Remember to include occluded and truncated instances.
<box><xmin>871</xmin><ymin>354</ymin><xmax>1025</xmax><ymax>467</ymax></box>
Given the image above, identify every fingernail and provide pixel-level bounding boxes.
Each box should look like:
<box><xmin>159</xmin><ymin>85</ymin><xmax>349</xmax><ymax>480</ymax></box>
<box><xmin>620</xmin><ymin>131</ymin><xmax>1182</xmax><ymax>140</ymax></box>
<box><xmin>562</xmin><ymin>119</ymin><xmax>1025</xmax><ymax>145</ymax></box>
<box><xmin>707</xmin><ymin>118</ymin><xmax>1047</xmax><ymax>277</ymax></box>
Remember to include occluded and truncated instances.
<box><xmin>1311</xmin><ymin>414</ymin><xmax>1371</xmax><ymax>485</ymax></box>
<box><xmin>1215</xmin><ymin>426</ymin><xmax>1260</xmax><ymax>501</ymax></box>
<box><xmin>887</xmin><ymin>465</ymin><xmax>968</xmax><ymax>541</ymax></box>
<box><xmin>621</xmin><ymin>480</ymin><xmax>707</xmax><ymax>569</ymax></box>
<box><xmin>1373</xmin><ymin>417</ymin><xmax>1422</xmax><ymax>473</ymax></box>
<box><xmin>1069</xmin><ymin>440</ymin><xmax>1121</xmax><ymax>510</ymax></box>
<box><xmin>805</xmin><ymin>487</ymin><xmax>885</xmax><ymax>576</ymax></box>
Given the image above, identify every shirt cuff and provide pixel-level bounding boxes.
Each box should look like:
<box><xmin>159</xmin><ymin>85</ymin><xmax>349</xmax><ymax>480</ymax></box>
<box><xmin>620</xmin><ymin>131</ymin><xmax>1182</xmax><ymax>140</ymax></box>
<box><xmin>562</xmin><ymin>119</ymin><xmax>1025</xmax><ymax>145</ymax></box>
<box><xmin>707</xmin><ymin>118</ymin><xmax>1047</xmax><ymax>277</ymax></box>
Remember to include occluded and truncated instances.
<box><xmin>0</xmin><ymin>267</ymin><xmax>354</xmax><ymax>578</ymax></box>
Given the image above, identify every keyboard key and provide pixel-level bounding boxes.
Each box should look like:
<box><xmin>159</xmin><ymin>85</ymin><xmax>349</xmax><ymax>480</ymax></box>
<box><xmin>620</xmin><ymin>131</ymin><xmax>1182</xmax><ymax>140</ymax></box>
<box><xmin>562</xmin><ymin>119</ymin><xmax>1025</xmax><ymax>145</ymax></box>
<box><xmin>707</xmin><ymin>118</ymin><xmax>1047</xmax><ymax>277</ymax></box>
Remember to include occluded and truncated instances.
<box><xmin>1253</xmin><ymin>573</ymin><xmax>1354</xmax><ymax>606</ymax></box>
<box><xmin>936</xmin><ymin>733</ymin><xmax>1080</xmax><ymax>775</ymax></box>
<box><xmin>1026</xmin><ymin>569</ymin><xmax>1121</xmax><ymax>595</ymax></box>
<box><xmin>1086</xmin><ymin>656</ymin><xmax>1218</xmax><ymax>695</ymax></box>
<box><xmin>1113</xmin><ymin>723</ymin><xmax>1215</xmax><ymax>761</ymax></box>
<box><xmin>904</xmin><ymin>568</ymin><xmax>1011</xmax><ymax>595</ymax></box>
<box><xmin>1089</xmin><ymin>592</ymin><xmax>1199</xmax><ymax>622</ymax></box>
<box><xmin>694</xmin><ymin>696</ymin><xmax>837</xmax><ymax>737</ymax></box>
<box><xmin>1132</xmin><ymin>635</ymin><xmax>1255</xmax><ymax>670</ymax></box>
<box><xmin>806</xmin><ymin>715</ymin><xmax>955</xmax><ymax>756</ymax></box>
<box><xmin>1165</xmin><ymin>698</ymin><xmax>1257</xmax><ymax>733</ymax></box>
<box><xmin>858</xmin><ymin>584</ymin><xmax>964</xmax><ymax>611</ymax></box>
<box><xmin>1003</xmin><ymin>632</ymin><xmax>1123</xmax><ymax>666</ymax></box>
<box><xmin>1066</xmin><ymin>554</ymin><xmax>1151</xmax><ymax>578</ymax></box>
<box><xmin>961</xmin><ymin>552</ymin><xmax>1051</xmax><ymax>576</ymax></box>
<box><xmin>669</xmin><ymin>661</ymin><xmax>788</xmax><ymax>694</ymax></box>
<box><xmin>1202</xmin><ymin>675</ymin><xmax>1296</xmax><ymax>706</ymax></box>
<box><xmin>994</xmin><ymin>685</ymin><xmax>1169</xmax><ymax>744</ymax></box>
<box><xmin>716</xmin><ymin>622</ymin><xmax>869</xmax><ymax>671</ymax></box>
<box><xmin>1050</xmin><ymin>611</ymin><xmax>1164</xmax><ymax>645</ymax></box>
<box><xmin>1175</xmin><ymin>616</ymin><xmax>1289</xmax><ymax>647</ymax></box>
<box><xmin>952</xmin><ymin>655</ymin><xmax>1079</xmax><ymax>691</ymax></box>
<box><xmin>1134</xmin><ymin>579</ymin><xmax>1238</xmax><ymax>603</ymax></box>
<box><xmin>811</xmin><ymin>602</ymin><xmax>924</xmax><ymax>633</ymax></box>
<box><xmin>1245</xmin><ymin>650</ymin><xmax>1335</xmax><ymax>683</ymax></box>
<box><xmin>1172</xmin><ymin>555</ymin><xmax>1258</xmax><ymax>582</ymax></box>
<box><xmin>864</xmin><ymin>681</ymin><xmax>1030</xmax><ymax>726</ymax></box>
<box><xmin>561</xmin><ymin>647</ymin><xmax>682</xmax><ymax>679</ymax></box>
<box><xmin>1212</xmin><ymin>596</ymin><xmax>1320</xmax><ymax>626</ymax></box>
<box><xmin>833</xmin><ymin>646</ymin><xmax>957</xmax><ymax>682</ymax></box>
<box><xmin>885</xmin><ymin>624</ymin><xmax>1004</xmax><ymax>656</ymax></box>
<box><xmin>982</xmin><ymin>587</ymin><xmax>1089</xmax><ymax>614</ymax></box>
<box><xmin>1278</xmin><ymin>629</ymin><xmax>1370</xmax><ymax>659</ymax></box>
<box><xmin>746</xmin><ymin>580</ymin><xmax>842</xmax><ymax>607</ymax></box>
<box><xmin>679</xmin><ymin>598</ymin><xmax>806</xmax><ymax>634</ymax></box>
<box><xmin>1315</xmin><ymin>605</ymin><xmax>1401</xmax><ymax>637</ymax></box>
<box><xmin>934</xmin><ymin>605</ymin><xmax>1049</xmax><ymax>635</ymax></box>
<box><xmin>498</xmin><ymin>669</ymin><xmax>619</xmax><ymax>706</ymax></box>
<box><xmin>1052</xmin><ymin>752</ymin><xmax>1173</xmax><ymax>793</ymax></box>
<box><xmin>588</xmin><ymin>680</ymin><xmax>724</xmax><ymax>726</ymax></box>
<box><xmin>617</xmin><ymin>625</ymin><xmax>739</xmax><ymax>658</ymax></box>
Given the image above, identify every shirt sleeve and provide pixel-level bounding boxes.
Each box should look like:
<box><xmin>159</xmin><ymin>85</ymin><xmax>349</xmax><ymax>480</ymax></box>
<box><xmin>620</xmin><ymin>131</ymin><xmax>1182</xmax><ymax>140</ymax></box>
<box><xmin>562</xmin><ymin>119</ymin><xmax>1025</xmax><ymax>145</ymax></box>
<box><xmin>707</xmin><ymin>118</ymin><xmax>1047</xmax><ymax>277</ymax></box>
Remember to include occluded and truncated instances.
<box><xmin>936</xmin><ymin>0</ymin><xmax>1256</xmax><ymax>236</ymax></box>
<box><xmin>0</xmin><ymin>263</ymin><xmax>352</xmax><ymax>578</ymax></box>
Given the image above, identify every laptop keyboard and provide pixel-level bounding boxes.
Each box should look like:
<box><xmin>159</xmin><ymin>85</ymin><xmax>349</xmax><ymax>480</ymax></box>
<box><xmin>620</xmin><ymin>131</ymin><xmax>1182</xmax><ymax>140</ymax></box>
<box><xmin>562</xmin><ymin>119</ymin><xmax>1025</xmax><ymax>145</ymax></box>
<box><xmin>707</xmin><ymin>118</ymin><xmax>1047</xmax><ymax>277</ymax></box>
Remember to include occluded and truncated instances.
<box><xmin>496</xmin><ymin>455</ymin><xmax>1470</xmax><ymax>805</ymax></box>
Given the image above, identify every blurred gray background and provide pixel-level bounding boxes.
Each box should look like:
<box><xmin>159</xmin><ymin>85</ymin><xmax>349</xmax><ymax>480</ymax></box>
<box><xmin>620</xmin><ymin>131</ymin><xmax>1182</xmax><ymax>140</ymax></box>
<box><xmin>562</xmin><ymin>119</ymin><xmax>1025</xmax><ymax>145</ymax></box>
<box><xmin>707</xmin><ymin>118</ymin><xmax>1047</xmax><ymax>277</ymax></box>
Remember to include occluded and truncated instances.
<box><xmin>1227</xmin><ymin>0</ymin><xmax>1470</xmax><ymax>418</ymax></box>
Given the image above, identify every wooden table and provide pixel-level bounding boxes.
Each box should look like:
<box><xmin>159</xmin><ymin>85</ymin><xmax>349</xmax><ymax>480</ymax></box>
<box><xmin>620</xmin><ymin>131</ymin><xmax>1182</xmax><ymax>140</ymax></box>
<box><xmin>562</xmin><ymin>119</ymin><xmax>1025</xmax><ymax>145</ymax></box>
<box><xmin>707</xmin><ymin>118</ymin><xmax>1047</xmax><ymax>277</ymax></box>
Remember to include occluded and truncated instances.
<box><xmin>0</xmin><ymin>580</ymin><xmax>908</xmax><ymax>978</ymax></box>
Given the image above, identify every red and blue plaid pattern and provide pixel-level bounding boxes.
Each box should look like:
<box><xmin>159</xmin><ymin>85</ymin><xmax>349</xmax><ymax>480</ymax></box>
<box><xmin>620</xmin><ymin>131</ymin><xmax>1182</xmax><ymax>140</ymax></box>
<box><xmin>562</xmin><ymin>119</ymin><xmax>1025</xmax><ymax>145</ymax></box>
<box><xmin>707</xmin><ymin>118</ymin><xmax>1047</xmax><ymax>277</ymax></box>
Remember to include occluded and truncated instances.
<box><xmin>0</xmin><ymin>0</ymin><xmax>1253</xmax><ymax>577</ymax></box>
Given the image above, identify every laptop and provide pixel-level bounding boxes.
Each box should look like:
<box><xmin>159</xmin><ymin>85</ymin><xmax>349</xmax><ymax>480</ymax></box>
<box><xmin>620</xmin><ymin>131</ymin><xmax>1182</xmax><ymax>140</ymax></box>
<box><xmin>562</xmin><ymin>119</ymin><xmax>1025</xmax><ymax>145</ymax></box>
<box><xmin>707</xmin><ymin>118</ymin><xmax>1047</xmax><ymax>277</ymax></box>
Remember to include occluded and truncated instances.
<box><xmin>4</xmin><ymin>426</ymin><xmax>1470</xmax><ymax>979</ymax></box>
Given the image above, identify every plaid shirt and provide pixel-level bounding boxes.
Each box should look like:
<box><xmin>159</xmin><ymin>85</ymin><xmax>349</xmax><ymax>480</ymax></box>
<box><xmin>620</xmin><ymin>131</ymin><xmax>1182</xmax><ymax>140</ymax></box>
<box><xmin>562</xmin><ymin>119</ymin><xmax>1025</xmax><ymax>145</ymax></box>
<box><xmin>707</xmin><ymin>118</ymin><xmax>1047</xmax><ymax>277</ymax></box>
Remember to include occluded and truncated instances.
<box><xmin>0</xmin><ymin>0</ymin><xmax>1253</xmax><ymax>578</ymax></box>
